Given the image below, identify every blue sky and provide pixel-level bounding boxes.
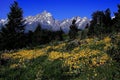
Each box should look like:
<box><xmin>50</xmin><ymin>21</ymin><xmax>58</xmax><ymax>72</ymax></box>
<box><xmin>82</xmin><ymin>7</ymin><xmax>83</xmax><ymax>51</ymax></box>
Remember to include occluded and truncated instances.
<box><xmin>0</xmin><ymin>0</ymin><xmax>120</xmax><ymax>20</ymax></box>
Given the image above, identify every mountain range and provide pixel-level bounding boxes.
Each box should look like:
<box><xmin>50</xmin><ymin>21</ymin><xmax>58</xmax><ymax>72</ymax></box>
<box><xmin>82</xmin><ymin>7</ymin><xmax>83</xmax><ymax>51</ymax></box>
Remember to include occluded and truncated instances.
<box><xmin>0</xmin><ymin>11</ymin><xmax>90</xmax><ymax>33</ymax></box>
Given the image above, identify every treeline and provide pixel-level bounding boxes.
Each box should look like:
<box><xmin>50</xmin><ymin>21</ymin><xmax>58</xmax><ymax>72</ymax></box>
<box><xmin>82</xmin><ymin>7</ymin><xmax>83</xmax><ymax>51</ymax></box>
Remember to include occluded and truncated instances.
<box><xmin>0</xmin><ymin>1</ymin><xmax>120</xmax><ymax>51</ymax></box>
<box><xmin>88</xmin><ymin>6</ymin><xmax>120</xmax><ymax>37</ymax></box>
<box><xmin>27</xmin><ymin>24</ymin><xmax>64</xmax><ymax>46</ymax></box>
<box><xmin>69</xmin><ymin>4</ymin><xmax>120</xmax><ymax>40</ymax></box>
<box><xmin>0</xmin><ymin>1</ymin><xmax>64</xmax><ymax>51</ymax></box>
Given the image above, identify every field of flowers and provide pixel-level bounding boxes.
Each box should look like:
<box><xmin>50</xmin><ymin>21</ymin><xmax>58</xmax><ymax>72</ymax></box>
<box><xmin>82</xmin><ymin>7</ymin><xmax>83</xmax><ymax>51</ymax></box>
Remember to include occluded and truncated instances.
<box><xmin>0</xmin><ymin>34</ymin><xmax>120</xmax><ymax>80</ymax></box>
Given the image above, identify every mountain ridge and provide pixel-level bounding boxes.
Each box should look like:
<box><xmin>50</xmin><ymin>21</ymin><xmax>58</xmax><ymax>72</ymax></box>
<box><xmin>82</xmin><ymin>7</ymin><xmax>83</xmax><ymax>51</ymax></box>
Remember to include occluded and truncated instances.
<box><xmin>0</xmin><ymin>11</ymin><xmax>90</xmax><ymax>33</ymax></box>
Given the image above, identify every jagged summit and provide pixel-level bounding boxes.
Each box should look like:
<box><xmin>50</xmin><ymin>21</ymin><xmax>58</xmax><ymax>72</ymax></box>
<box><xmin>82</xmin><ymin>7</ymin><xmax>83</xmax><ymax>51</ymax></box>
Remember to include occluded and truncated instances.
<box><xmin>0</xmin><ymin>11</ymin><xmax>90</xmax><ymax>33</ymax></box>
<box><xmin>41</xmin><ymin>10</ymin><xmax>52</xmax><ymax>17</ymax></box>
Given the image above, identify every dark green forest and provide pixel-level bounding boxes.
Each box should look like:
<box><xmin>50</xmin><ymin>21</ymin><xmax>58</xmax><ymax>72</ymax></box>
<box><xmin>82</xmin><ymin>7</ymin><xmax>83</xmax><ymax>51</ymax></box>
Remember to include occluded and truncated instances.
<box><xmin>0</xmin><ymin>1</ymin><xmax>120</xmax><ymax>51</ymax></box>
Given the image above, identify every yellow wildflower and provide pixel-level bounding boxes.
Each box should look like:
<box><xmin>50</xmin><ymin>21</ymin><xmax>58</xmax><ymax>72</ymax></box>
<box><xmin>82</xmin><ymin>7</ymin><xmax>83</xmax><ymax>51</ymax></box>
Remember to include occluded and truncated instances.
<box><xmin>104</xmin><ymin>37</ymin><xmax>111</xmax><ymax>43</ymax></box>
<box><xmin>10</xmin><ymin>64</ymin><xmax>19</xmax><ymax>68</ymax></box>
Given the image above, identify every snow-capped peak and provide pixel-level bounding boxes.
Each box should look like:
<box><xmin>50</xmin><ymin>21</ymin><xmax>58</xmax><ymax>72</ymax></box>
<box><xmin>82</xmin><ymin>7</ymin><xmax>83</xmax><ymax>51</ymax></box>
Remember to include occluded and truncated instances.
<box><xmin>0</xmin><ymin>19</ymin><xmax>7</xmax><ymax>27</ymax></box>
<box><xmin>41</xmin><ymin>10</ymin><xmax>52</xmax><ymax>17</ymax></box>
<box><xmin>0</xmin><ymin>11</ymin><xmax>90</xmax><ymax>33</ymax></box>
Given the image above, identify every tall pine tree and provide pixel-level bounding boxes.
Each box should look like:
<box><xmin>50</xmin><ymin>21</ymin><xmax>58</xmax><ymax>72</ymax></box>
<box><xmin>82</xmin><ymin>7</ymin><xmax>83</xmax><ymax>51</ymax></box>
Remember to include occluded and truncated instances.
<box><xmin>69</xmin><ymin>19</ymin><xmax>78</xmax><ymax>39</ymax></box>
<box><xmin>88</xmin><ymin>11</ymin><xmax>107</xmax><ymax>37</ymax></box>
<box><xmin>113</xmin><ymin>4</ymin><xmax>120</xmax><ymax>32</ymax></box>
<box><xmin>105</xmin><ymin>8</ymin><xmax>111</xmax><ymax>26</ymax></box>
<box><xmin>0</xmin><ymin>1</ymin><xmax>26</xmax><ymax>50</ymax></box>
<box><xmin>33</xmin><ymin>24</ymin><xmax>42</xmax><ymax>45</ymax></box>
<box><xmin>104</xmin><ymin>8</ymin><xmax>112</xmax><ymax>33</ymax></box>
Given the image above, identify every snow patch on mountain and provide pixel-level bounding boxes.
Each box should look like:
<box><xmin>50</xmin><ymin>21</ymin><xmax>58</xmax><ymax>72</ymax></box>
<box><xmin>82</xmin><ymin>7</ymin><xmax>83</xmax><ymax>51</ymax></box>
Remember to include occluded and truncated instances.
<box><xmin>60</xmin><ymin>16</ymin><xmax>89</xmax><ymax>33</ymax></box>
<box><xmin>0</xmin><ymin>11</ymin><xmax>90</xmax><ymax>33</ymax></box>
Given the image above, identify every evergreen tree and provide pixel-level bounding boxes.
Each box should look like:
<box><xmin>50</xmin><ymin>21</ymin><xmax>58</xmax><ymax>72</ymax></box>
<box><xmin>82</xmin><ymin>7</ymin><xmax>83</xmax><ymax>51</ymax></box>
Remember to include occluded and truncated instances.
<box><xmin>113</xmin><ymin>4</ymin><xmax>120</xmax><ymax>32</ymax></box>
<box><xmin>91</xmin><ymin>11</ymin><xmax>105</xmax><ymax>25</ymax></box>
<box><xmin>59</xmin><ymin>27</ymin><xmax>64</xmax><ymax>41</ymax></box>
<box><xmin>81</xmin><ymin>24</ymin><xmax>89</xmax><ymax>39</ymax></box>
<box><xmin>40</xmin><ymin>29</ymin><xmax>53</xmax><ymax>44</ymax></box>
<box><xmin>105</xmin><ymin>8</ymin><xmax>111</xmax><ymax>26</ymax></box>
<box><xmin>0</xmin><ymin>26</ymin><xmax>3</xmax><ymax>50</ymax></box>
<box><xmin>104</xmin><ymin>8</ymin><xmax>112</xmax><ymax>33</ymax></box>
<box><xmin>27</xmin><ymin>30</ymin><xmax>34</xmax><ymax>46</ymax></box>
<box><xmin>69</xmin><ymin>19</ymin><xmax>78</xmax><ymax>39</ymax></box>
<box><xmin>85</xmin><ymin>23</ymin><xmax>89</xmax><ymax>29</ymax></box>
<box><xmin>33</xmin><ymin>24</ymin><xmax>42</xmax><ymax>45</ymax></box>
<box><xmin>88</xmin><ymin>11</ymin><xmax>106</xmax><ymax>37</ymax></box>
<box><xmin>33</xmin><ymin>24</ymin><xmax>53</xmax><ymax>45</ymax></box>
<box><xmin>0</xmin><ymin>1</ymin><xmax>26</xmax><ymax>50</ymax></box>
<box><xmin>55</xmin><ymin>27</ymin><xmax>64</xmax><ymax>41</ymax></box>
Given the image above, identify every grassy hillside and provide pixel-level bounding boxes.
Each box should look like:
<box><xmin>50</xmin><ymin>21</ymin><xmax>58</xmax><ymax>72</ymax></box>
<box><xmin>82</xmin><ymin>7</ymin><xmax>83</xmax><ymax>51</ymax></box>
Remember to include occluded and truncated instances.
<box><xmin>0</xmin><ymin>33</ymin><xmax>120</xmax><ymax>80</ymax></box>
